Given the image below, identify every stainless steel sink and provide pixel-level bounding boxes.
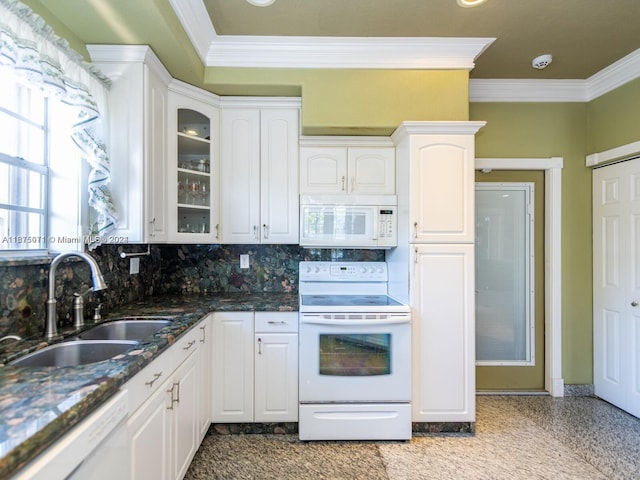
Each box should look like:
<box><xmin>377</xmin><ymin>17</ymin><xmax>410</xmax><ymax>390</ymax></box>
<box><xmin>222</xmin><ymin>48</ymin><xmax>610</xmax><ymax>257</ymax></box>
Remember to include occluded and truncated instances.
<box><xmin>10</xmin><ymin>340</ymin><xmax>138</xmax><ymax>367</ymax></box>
<box><xmin>78</xmin><ymin>319</ymin><xmax>172</xmax><ymax>341</ymax></box>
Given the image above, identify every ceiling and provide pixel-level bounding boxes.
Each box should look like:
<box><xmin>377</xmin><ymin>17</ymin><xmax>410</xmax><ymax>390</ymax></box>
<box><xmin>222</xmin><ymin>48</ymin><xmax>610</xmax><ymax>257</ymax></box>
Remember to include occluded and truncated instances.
<box><xmin>24</xmin><ymin>0</ymin><xmax>640</xmax><ymax>84</ymax></box>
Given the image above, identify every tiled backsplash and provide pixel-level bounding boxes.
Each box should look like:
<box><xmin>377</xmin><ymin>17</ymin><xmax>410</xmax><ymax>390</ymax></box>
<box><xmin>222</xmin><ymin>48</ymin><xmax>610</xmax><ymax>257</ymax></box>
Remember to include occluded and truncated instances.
<box><xmin>0</xmin><ymin>244</ymin><xmax>383</xmax><ymax>339</ymax></box>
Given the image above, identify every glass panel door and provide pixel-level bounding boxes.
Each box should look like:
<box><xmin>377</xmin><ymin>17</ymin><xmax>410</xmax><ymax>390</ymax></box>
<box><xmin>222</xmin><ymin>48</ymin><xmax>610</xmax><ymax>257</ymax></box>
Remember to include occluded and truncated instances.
<box><xmin>476</xmin><ymin>183</ymin><xmax>534</xmax><ymax>364</ymax></box>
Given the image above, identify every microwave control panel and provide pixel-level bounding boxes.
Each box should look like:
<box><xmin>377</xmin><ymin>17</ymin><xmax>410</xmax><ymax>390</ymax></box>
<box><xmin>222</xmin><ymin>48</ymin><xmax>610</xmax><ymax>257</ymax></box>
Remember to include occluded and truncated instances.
<box><xmin>378</xmin><ymin>209</ymin><xmax>395</xmax><ymax>238</ymax></box>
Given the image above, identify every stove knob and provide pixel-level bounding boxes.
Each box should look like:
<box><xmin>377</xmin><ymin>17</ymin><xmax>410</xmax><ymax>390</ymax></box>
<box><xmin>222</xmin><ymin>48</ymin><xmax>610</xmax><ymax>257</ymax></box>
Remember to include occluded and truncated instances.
<box><xmin>377</xmin><ymin>267</ymin><xmax>384</xmax><ymax>273</ymax></box>
<box><xmin>314</xmin><ymin>267</ymin><xmax>320</xmax><ymax>273</ymax></box>
<box><xmin>360</xmin><ymin>267</ymin><xmax>367</xmax><ymax>273</ymax></box>
<box><xmin>369</xmin><ymin>267</ymin><xmax>375</xmax><ymax>273</ymax></box>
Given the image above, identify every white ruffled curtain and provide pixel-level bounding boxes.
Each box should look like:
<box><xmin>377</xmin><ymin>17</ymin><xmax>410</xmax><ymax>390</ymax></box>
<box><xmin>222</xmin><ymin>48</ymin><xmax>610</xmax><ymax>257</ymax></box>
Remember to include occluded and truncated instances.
<box><xmin>0</xmin><ymin>0</ymin><xmax>117</xmax><ymax>249</ymax></box>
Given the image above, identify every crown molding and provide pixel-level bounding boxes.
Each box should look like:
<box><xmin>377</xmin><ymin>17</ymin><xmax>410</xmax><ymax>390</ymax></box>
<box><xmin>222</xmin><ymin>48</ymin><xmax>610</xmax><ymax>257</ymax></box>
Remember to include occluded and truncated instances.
<box><xmin>391</xmin><ymin>121</ymin><xmax>487</xmax><ymax>144</ymax></box>
<box><xmin>169</xmin><ymin>1</ymin><xmax>640</xmax><ymax>100</ymax></box>
<box><xmin>469</xmin><ymin>79</ymin><xmax>588</xmax><ymax>102</ymax></box>
<box><xmin>207</xmin><ymin>36</ymin><xmax>495</xmax><ymax>70</ymax></box>
<box><xmin>167</xmin><ymin>0</ymin><xmax>217</xmax><ymax>61</ymax></box>
<box><xmin>470</xmin><ymin>48</ymin><xmax>640</xmax><ymax>102</ymax></box>
<box><xmin>87</xmin><ymin>45</ymin><xmax>172</xmax><ymax>84</ymax></box>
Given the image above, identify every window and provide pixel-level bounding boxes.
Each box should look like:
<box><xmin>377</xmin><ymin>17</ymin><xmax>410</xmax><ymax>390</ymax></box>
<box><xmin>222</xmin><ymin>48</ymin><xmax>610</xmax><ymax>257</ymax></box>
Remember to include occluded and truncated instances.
<box><xmin>0</xmin><ymin>72</ymin><xmax>83</xmax><ymax>255</ymax></box>
<box><xmin>0</xmin><ymin>74</ymin><xmax>48</xmax><ymax>251</ymax></box>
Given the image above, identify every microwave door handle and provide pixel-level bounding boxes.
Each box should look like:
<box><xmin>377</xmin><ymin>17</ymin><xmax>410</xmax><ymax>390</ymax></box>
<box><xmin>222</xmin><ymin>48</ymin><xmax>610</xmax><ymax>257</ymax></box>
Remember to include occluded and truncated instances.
<box><xmin>372</xmin><ymin>210</ymin><xmax>378</xmax><ymax>241</ymax></box>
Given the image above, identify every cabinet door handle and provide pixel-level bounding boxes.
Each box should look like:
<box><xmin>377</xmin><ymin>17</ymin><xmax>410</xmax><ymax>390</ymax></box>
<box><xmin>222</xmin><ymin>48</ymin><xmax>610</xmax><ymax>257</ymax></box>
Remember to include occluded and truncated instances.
<box><xmin>145</xmin><ymin>372</ymin><xmax>162</xmax><ymax>387</ymax></box>
<box><xmin>200</xmin><ymin>325</ymin><xmax>206</xmax><ymax>343</ymax></box>
<box><xmin>183</xmin><ymin>340</ymin><xmax>196</xmax><ymax>351</ymax></box>
<box><xmin>253</xmin><ymin>225</ymin><xmax>259</xmax><ymax>241</ymax></box>
<box><xmin>632</xmin><ymin>301</ymin><xmax>639</xmax><ymax>307</ymax></box>
<box><xmin>414</xmin><ymin>247</ymin><xmax>418</xmax><ymax>264</ymax></box>
<box><xmin>257</xmin><ymin>337</ymin><xmax>262</xmax><ymax>355</ymax></box>
<box><xmin>215</xmin><ymin>224</ymin><xmax>220</xmax><ymax>240</ymax></box>
<box><xmin>413</xmin><ymin>221</ymin><xmax>418</xmax><ymax>239</ymax></box>
<box><xmin>167</xmin><ymin>382</ymin><xmax>179</xmax><ymax>409</ymax></box>
<box><xmin>341</xmin><ymin>176</ymin><xmax>346</xmax><ymax>191</ymax></box>
<box><xmin>263</xmin><ymin>224</ymin><xmax>269</xmax><ymax>239</ymax></box>
<box><xmin>150</xmin><ymin>217</ymin><xmax>156</xmax><ymax>237</ymax></box>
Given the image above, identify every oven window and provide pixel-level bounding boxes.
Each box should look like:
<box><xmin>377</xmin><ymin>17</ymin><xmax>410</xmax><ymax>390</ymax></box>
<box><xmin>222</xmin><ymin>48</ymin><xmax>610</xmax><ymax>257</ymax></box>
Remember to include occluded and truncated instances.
<box><xmin>319</xmin><ymin>334</ymin><xmax>391</xmax><ymax>376</ymax></box>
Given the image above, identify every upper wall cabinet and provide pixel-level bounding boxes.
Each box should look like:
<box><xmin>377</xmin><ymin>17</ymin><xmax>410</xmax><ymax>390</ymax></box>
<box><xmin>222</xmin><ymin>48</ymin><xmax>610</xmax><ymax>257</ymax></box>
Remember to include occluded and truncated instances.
<box><xmin>220</xmin><ymin>99</ymin><xmax>300</xmax><ymax>244</ymax></box>
<box><xmin>167</xmin><ymin>80</ymin><xmax>220</xmax><ymax>243</ymax></box>
<box><xmin>300</xmin><ymin>138</ymin><xmax>395</xmax><ymax>195</ymax></box>
<box><xmin>88</xmin><ymin>45</ymin><xmax>171</xmax><ymax>243</ymax></box>
<box><xmin>392</xmin><ymin>123</ymin><xmax>485</xmax><ymax>244</ymax></box>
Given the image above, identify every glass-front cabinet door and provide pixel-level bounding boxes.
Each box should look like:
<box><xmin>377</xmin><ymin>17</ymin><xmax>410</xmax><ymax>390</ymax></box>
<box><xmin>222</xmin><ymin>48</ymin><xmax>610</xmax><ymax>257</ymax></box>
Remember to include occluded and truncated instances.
<box><xmin>167</xmin><ymin>82</ymin><xmax>220</xmax><ymax>242</ymax></box>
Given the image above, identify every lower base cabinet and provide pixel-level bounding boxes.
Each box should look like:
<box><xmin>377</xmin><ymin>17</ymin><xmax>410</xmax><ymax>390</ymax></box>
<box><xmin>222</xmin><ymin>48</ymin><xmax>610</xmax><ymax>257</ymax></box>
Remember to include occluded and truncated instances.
<box><xmin>126</xmin><ymin>315</ymin><xmax>211</xmax><ymax>480</ymax></box>
<box><xmin>212</xmin><ymin>311</ymin><xmax>298</xmax><ymax>423</ymax></box>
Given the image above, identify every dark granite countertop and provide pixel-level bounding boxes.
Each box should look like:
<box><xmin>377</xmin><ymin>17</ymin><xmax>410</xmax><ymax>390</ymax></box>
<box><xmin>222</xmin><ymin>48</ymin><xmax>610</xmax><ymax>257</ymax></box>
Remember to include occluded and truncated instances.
<box><xmin>0</xmin><ymin>292</ymin><xmax>298</xmax><ymax>478</ymax></box>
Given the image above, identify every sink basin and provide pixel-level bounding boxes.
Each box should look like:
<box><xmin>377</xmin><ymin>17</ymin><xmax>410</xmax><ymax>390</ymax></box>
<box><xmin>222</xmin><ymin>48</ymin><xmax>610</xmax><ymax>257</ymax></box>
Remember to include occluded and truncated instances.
<box><xmin>10</xmin><ymin>340</ymin><xmax>138</xmax><ymax>367</ymax></box>
<box><xmin>78</xmin><ymin>319</ymin><xmax>172</xmax><ymax>341</ymax></box>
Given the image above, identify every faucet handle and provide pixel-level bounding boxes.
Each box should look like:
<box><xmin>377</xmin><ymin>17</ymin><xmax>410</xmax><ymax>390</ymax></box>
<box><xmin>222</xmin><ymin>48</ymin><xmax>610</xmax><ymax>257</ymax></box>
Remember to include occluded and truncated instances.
<box><xmin>73</xmin><ymin>293</ymin><xmax>84</xmax><ymax>328</ymax></box>
<box><xmin>93</xmin><ymin>303</ymin><xmax>103</xmax><ymax>323</ymax></box>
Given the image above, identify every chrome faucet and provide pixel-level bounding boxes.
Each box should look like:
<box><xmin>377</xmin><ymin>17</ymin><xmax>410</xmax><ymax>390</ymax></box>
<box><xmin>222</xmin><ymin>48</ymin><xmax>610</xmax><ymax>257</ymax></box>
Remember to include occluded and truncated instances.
<box><xmin>46</xmin><ymin>252</ymin><xmax>107</xmax><ymax>340</ymax></box>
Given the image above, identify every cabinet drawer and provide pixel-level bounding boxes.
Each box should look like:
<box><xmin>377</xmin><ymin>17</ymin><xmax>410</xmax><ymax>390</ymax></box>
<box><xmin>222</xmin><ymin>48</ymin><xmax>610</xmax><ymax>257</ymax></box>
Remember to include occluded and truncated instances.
<box><xmin>254</xmin><ymin>312</ymin><xmax>298</xmax><ymax>333</ymax></box>
<box><xmin>123</xmin><ymin>323</ymin><xmax>201</xmax><ymax>416</ymax></box>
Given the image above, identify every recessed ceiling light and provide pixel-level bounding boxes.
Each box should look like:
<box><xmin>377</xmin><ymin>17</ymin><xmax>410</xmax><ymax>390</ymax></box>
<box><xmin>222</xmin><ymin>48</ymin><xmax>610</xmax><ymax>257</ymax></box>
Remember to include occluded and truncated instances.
<box><xmin>247</xmin><ymin>0</ymin><xmax>276</xmax><ymax>6</ymax></box>
<box><xmin>457</xmin><ymin>0</ymin><xmax>488</xmax><ymax>7</ymax></box>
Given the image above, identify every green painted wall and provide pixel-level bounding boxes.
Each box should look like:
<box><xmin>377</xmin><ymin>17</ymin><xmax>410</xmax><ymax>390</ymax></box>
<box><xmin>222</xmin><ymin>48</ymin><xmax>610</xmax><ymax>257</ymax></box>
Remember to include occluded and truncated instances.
<box><xmin>588</xmin><ymin>77</ymin><xmax>640</xmax><ymax>154</ymax></box>
<box><xmin>470</xmin><ymin>102</ymin><xmax>592</xmax><ymax>385</ymax></box>
<box><xmin>206</xmin><ymin>67</ymin><xmax>469</xmax><ymax>135</ymax></box>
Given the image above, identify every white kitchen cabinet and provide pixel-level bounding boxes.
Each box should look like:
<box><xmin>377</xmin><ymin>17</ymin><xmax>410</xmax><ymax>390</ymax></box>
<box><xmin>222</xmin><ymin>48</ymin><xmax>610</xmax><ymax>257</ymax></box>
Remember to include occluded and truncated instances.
<box><xmin>300</xmin><ymin>138</ymin><xmax>395</xmax><ymax>195</ymax></box>
<box><xmin>169</xmin><ymin>350</ymin><xmax>199</xmax><ymax>480</ymax></box>
<box><xmin>254</xmin><ymin>312</ymin><xmax>299</xmax><ymax>422</ymax></box>
<box><xmin>220</xmin><ymin>99</ymin><xmax>300</xmax><ymax>244</ymax></box>
<box><xmin>168</xmin><ymin>80</ymin><xmax>221</xmax><ymax>242</ymax></box>
<box><xmin>387</xmin><ymin>122</ymin><xmax>485</xmax><ymax>425</ymax></box>
<box><xmin>212</xmin><ymin>311</ymin><xmax>254</xmax><ymax>422</ymax></box>
<box><xmin>196</xmin><ymin>315</ymin><xmax>213</xmax><ymax>440</ymax></box>
<box><xmin>393</xmin><ymin>129</ymin><xmax>478</xmax><ymax>243</ymax></box>
<box><xmin>125</xmin><ymin>319</ymin><xmax>205</xmax><ymax>480</ymax></box>
<box><xmin>212</xmin><ymin>311</ymin><xmax>298</xmax><ymax>423</ymax></box>
<box><xmin>14</xmin><ymin>391</ymin><xmax>129</xmax><ymax>480</ymax></box>
<box><xmin>87</xmin><ymin>45</ymin><xmax>171</xmax><ymax>243</ymax></box>
<box><xmin>411</xmin><ymin>244</ymin><xmax>475</xmax><ymax>422</ymax></box>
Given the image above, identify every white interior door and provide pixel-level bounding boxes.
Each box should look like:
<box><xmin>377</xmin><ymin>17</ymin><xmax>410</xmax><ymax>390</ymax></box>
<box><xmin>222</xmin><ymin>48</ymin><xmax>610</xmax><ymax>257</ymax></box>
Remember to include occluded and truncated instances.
<box><xmin>593</xmin><ymin>157</ymin><xmax>640</xmax><ymax>417</ymax></box>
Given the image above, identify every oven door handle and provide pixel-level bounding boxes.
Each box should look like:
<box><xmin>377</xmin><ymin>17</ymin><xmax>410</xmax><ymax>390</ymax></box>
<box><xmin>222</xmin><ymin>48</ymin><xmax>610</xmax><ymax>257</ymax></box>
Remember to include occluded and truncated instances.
<box><xmin>299</xmin><ymin>315</ymin><xmax>411</xmax><ymax>326</ymax></box>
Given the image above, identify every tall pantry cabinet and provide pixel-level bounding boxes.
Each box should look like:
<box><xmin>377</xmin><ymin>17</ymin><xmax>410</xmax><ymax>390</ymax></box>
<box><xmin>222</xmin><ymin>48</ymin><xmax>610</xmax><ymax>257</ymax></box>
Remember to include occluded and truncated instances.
<box><xmin>388</xmin><ymin>121</ymin><xmax>485</xmax><ymax>425</ymax></box>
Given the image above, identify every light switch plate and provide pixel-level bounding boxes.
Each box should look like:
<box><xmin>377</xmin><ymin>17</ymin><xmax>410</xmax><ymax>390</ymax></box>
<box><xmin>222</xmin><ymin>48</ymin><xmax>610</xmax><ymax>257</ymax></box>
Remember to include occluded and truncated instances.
<box><xmin>240</xmin><ymin>254</ymin><xmax>250</xmax><ymax>269</ymax></box>
<box><xmin>130</xmin><ymin>257</ymin><xmax>140</xmax><ymax>275</ymax></box>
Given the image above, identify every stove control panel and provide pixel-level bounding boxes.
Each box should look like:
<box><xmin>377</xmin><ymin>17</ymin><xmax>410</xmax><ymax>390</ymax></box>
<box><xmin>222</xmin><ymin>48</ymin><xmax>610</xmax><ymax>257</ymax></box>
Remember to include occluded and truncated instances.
<box><xmin>299</xmin><ymin>261</ymin><xmax>387</xmax><ymax>282</ymax></box>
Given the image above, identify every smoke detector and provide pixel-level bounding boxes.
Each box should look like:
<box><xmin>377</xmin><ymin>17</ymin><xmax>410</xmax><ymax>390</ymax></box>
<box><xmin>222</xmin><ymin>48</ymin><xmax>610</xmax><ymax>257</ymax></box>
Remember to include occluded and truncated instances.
<box><xmin>247</xmin><ymin>0</ymin><xmax>276</xmax><ymax>6</ymax></box>
<box><xmin>532</xmin><ymin>54</ymin><xmax>552</xmax><ymax>70</ymax></box>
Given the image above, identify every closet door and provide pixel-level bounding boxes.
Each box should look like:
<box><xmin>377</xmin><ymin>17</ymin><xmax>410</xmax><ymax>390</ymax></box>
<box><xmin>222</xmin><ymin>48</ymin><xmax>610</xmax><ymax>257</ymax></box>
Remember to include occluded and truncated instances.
<box><xmin>593</xmin><ymin>158</ymin><xmax>640</xmax><ymax>417</ymax></box>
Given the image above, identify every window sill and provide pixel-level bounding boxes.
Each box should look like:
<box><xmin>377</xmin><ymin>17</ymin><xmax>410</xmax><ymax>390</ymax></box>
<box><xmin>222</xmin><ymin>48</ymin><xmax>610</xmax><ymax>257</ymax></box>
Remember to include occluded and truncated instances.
<box><xmin>0</xmin><ymin>251</ymin><xmax>53</xmax><ymax>267</ymax></box>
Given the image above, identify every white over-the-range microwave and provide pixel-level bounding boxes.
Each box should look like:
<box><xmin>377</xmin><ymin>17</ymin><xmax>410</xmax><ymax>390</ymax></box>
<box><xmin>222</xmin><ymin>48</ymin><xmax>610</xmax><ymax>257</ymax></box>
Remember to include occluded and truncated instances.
<box><xmin>299</xmin><ymin>195</ymin><xmax>397</xmax><ymax>249</ymax></box>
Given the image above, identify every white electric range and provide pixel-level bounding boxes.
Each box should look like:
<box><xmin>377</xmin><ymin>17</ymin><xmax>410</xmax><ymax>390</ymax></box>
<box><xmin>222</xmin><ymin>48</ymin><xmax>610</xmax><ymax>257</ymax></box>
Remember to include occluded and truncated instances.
<box><xmin>298</xmin><ymin>261</ymin><xmax>412</xmax><ymax>441</ymax></box>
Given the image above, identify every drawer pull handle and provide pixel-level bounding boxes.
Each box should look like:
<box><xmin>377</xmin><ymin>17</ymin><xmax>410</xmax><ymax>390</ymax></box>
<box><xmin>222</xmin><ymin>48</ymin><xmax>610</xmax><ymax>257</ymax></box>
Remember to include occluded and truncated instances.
<box><xmin>200</xmin><ymin>325</ymin><xmax>206</xmax><ymax>343</ymax></box>
<box><xmin>267</xmin><ymin>321</ymin><xmax>287</xmax><ymax>325</ymax></box>
<box><xmin>145</xmin><ymin>372</ymin><xmax>162</xmax><ymax>387</ymax></box>
<box><xmin>257</xmin><ymin>337</ymin><xmax>262</xmax><ymax>355</ymax></box>
<box><xmin>183</xmin><ymin>340</ymin><xmax>196</xmax><ymax>351</ymax></box>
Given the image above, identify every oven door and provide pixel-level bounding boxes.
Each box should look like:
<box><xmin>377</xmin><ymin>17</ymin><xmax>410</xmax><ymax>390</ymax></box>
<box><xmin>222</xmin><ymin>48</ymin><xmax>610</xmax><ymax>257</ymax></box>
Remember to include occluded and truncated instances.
<box><xmin>299</xmin><ymin>312</ymin><xmax>411</xmax><ymax>403</ymax></box>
